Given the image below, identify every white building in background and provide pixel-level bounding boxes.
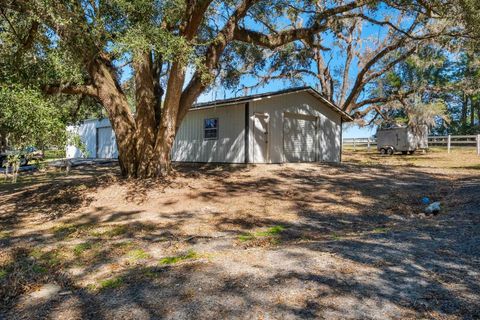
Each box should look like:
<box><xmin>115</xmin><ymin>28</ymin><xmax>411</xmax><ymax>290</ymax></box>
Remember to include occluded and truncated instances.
<box><xmin>66</xmin><ymin>87</ymin><xmax>353</xmax><ymax>163</ymax></box>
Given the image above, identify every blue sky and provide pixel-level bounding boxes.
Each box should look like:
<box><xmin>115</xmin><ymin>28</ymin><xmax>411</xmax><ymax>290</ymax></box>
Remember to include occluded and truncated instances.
<box><xmin>343</xmin><ymin>123</ymin><xmax>375</xmax><ymax>138</ymax></box>
<box><xmin>192</xmin><ymin>3</ymin><xmax>404</xmax><ymax>138</ymax></box>
<box><xmin>117</xmin><ymin>3</ymin><xmax>403</xmax><ymax>139</ymax></box>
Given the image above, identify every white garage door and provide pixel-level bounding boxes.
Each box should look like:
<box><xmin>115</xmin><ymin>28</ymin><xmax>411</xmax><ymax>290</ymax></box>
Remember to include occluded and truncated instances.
<box><xmin>96</xmin><ymin>126</ymin><xmax>117</xmax><ymax>158</ymax></box>
<box><xmin>283</xmin><ymin>113</ymin><xmax>317</xmax><ymax>162</ymax></box>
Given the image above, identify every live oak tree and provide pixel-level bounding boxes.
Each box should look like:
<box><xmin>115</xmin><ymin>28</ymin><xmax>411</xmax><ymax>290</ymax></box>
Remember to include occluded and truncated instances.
<box><xmin>0</xmin><ymin>0</ymin><xmax>468</xmax><ymax>178</ymax></box>
<box><xmin>236</xmin><ymin>2</ymin><xmax>471</xmax><ymax>124</ymax></box>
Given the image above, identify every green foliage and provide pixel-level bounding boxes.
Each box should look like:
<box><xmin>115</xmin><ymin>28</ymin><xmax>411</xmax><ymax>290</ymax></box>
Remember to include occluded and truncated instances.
<box><xmin>67</xmin><ymin>132</ymin><xmax>89</xmax><ymax>158</ymax></box>
<box><xmin>459</xmin><ymin>0</ymin><xmax>480</xmax><ymax>39</ymax></box>
<box><xmin>385</xmin><ymin>72</ymin><xmax>402</xmax><ymax>90</ymax></box>
<box><xmin>0</xmin><ymin>85</ymin><xmax>66</xmax><ymax>149</ymax></box>
<box><xmin>374</xmin><ymin>45</ymin><xmax>468</xmax><ymax>133</ymax></box>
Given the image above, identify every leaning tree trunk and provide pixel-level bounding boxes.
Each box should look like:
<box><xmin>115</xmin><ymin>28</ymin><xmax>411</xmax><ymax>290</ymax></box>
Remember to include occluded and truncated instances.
<box><xmin>90</xmin><ymin>59</ymin><xmax>140</xmax><ymax>177</ymax></box>
<box><xmin>89</xmin><ymin>58</ymin><xmax>186</xmax><ymax>178</ymax></box>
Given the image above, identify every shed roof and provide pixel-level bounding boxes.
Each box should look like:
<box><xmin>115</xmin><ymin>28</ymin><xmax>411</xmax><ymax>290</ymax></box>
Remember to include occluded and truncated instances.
<box><xmin>192</xmin><ymin>86</ymin><xmax>353</xmax><ymax>121</ymax></box>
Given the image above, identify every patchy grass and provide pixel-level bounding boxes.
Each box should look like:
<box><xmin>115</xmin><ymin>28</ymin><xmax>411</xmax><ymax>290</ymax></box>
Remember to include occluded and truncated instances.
<box><xmin>0</xmin><ymin>248</ymin><xmax>59</xmax><ymax>309</ymax></box>
<box><xmin>89</xmin><ymin>223</ymin><xmax>155</xmax><ymax>239</ymax></box>
<box><xmin>53</xmin><ymin>223</ymin><xmax>137</xmax><ymax>240</ymax></box>
<box><xmin>372</xmin><ymin>227</ymin><xmax>390</xmax><ymax>234</ymax></box>
<box><xmin>0</xmin><ymin>230</ymin><xmax>11</xmax><ymax>239</ymax></box>
<box><xmin>255</xmin><ymin>225</ymin><xmax>285</xmax><ymax>236</ymax></box>
<box><xmin>127</xmin><ymin>249</ymin><xmax>151</xmax><ymax>261</ymax></box>
<box><xmin>89</xmin><ymin>225</ymin><xmax>129</xmax><ymax>238</ymax></box>
<box><xmin>52</xmin><ymin>224</ymin><xmax>80</xmax><ymax>238</ymax></box>
<box><xmin>100</xmin><ymin>225</ymin><xmax>129</xmax><ymax>238</ymax></box>
<box><xmin>238</xmin><ymin>225</ymin><xmax>286</xmax><ymax>242</ymax></box>
<box><xmin>98</xmin><ymin>276</ymin><xmax>124</xmax><ymax>290</ymax></box>
<box><xmin>73</xmin><ymin>242</ymin><xmax>93</xmax><ymax>256</ymax></box>
<box><xmin>159</xmin><ymin>250</ymin><xmax>199</xmax><ymax>265</ymax></box>
<box><xmin>113</xmin><ymin>241</ymin><xmax>135</xmax><ymax>249</ymax></box>
<box><xmin>52</xmin><ymin>223</ymin><xmax>96</xmax><ymax>239</ymax></box>
<box><xmin>238</xmin><ymin>233</ymin><xmax>255</xmax><ymax>242</ymax></box>
<box><xmin>343</xmin><ymin>147</ymin><xmax>480</xmax><ymax>170</ymax></box>
<box><xmin>29</xmin><ymin>248</ymin><xmax>65</xmax><ymax>268</ymax></box>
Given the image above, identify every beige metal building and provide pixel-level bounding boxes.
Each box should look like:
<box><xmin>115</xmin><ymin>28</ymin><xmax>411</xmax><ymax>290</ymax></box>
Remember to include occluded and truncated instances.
<box><xmin>173</xmin><ymin>87</ymin><xmax>352</xmax><ymax>163</ymax></box>
<box><xmin>67</xmin><ymin>87</ymin><xmax>353</xmax><ymax>163</ymax></box>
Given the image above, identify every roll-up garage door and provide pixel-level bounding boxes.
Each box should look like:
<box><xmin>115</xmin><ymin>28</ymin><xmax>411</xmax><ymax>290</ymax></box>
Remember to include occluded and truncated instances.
<box><xmin>96</xmin><ymin>126</ymin><xmax>117</xmax><ymax>158</ymax></box>
<box><xmin>283</xmin><ymin>113</ymin><xmax>317</xmax><ymax>162</ymax></box>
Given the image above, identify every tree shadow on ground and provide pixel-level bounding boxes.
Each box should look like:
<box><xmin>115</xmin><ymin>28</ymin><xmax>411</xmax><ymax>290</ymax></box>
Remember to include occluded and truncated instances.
<box><xmin>0</xmin><ymin>161</ymin><xmax>479</xmax><ymax>319</ymax></box>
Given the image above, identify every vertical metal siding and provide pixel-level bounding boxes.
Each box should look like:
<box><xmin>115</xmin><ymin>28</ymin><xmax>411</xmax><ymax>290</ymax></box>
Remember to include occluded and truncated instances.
<box><xmin>250</xmin><ymin>91</ymin><xmax>341</xmax><ymax>163</ymax></box>
<box><xmin>66</xmin><ymin>91</ymin><xmax>342</xmax><ymax>163</ymax></box>
<box><xmin>66</xmin><ymin>118</ymin><xmax>117</xmax><ymax>159</ymax></box>
<box><xmin>283</xmin><ymin>114</ymin><xmax>316</xmax><ymax>162</ymax></box>
<box><xmin>171</xmin><ymin>104</ymin><xmax>245</xmax><ymax>163</ymax></box>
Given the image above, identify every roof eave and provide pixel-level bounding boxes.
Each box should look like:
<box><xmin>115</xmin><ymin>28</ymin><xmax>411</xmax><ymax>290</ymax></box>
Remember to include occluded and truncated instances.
<box><xmin>304</xmin><ymin>88</ymin><xmax>354</xmax><ymax>122</ymax></box>
<box><xmin>190</xmin><ymin>86</ymin><xmax>354</xmax><ymax>122</ymax></box>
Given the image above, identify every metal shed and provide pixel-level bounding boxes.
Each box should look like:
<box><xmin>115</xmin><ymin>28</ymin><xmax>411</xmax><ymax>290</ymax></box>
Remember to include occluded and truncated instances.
<box><xmin>66</xmin><ymin>87</ymin><xmax>353</xmax><ymax>163</ymax></box>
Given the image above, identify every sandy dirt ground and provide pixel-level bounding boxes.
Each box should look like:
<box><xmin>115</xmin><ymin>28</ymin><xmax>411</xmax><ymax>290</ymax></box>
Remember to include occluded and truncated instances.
<box><xmin>0</xmin><ymin>149</ymin><xmax>479</xmax><ymax>319</ymax></box>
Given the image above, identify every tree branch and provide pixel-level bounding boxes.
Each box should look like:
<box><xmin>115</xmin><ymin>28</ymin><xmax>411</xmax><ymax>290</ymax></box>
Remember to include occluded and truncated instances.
<box><xmin>0</xmin><ymin>7</ymin><xmax>20</xmax><ymax>40</ymax></box>
<box><xmin>364</xmin><ymin>47</ymin><xmax>416</xmax><ymax>83</ymax></box>
<box><xmin>177</xmin><ymin>0</ymin><xmax>258</xmax><ymax>125</ymax></box>
<box><xmin>233</xmin><ymin>0</ymin><xmax>368</xmax><ymax>49</ymax></box>
<box><xmin>181</xmin><ymin>0</ymin><xmax>214</xmax><ymax>40</ymax></box>
<box><xmin>342</xmin><ymin>17</ymin><xmax>419</xmax><ymax>112</ymax></box>
<box><xmin>351</xmin><ymin>90</ymin><xmax>415</xmax><ymax>111</ymax></box>
<box><xmin>43</xmin><ymin>84</ymin><xmax>98</xmax><ymax>97</ymax></box>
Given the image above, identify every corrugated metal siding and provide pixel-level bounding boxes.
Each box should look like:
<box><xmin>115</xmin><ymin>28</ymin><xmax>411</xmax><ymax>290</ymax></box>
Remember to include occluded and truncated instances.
<box><xmin>66</xmin><ymin>90</ymin><xmax>342</xmax><ymax>163</ymax></box>
<box><xmin>249</xmin><ymin>91</ymin><xmax>341</xmax><ymax>163</ymax></box>
<box><xmin>66</xmin><ymin>118</ymin><xmax>117</xmax><ymax>158</ymax></box>
<box><xmin>283</xmin><ymin>115</ymin><xmax>316</xmax><ymax>162</ymax></box>
<box><xmin>96</xmin><ymin>126</ymin><xmax>117</xmax><ymax>158</ymax></box>
<box><xmin>172</xmin><ymin>103</ymin><xmax>245</xmax><ymax>163</ymax></box>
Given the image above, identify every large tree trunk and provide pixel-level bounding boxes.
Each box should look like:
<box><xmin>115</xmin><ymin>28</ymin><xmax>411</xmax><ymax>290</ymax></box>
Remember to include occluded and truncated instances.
<box><xmin>88</xmin><ymin>57</ymin><xmax>188</xmax><ymax>178</ymax></box>
<box><xmin>89</xmin><ymin>59</ymin><xmax>140</xmax><ymax>177</ymax></box>
<box><xmin>133</xmin><ymin>52</ymin><xmax>158</xmax><ymax>177</ymax></box>
<box><xmin>150</xmin><ymin>62</ymin><xmax>187</xmax><ymax>176</ymax></box>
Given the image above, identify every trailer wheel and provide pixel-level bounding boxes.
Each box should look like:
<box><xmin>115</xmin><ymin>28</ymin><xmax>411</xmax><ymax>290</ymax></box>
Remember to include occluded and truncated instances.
<box><xmin>380</xmin><ymin>148</ymin><xmax>387</xmax><ymax>155</ymax></box>
<box><xmin>386</xmin><ymin>147</ymin><xmax>394</xmax><ymax>156</ymax></box>
<box><xmin>408</xmin><ymin>150</ymin><xmax>415</xmax><ymax>155</ymax></box>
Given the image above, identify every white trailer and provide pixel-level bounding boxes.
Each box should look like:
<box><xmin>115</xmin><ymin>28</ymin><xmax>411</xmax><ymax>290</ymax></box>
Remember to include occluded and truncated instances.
<box><xmin>376</xmin><ymin>126</ymin><xmax>428</xmax><ymax>155</ymax></box>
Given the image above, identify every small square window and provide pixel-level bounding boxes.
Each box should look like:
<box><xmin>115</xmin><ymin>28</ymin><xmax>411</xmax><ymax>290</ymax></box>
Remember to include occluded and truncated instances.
<box><xmin>204</xmin><ymin>118</ymin><xmax>218</xmax><ymax>140</ymax></box>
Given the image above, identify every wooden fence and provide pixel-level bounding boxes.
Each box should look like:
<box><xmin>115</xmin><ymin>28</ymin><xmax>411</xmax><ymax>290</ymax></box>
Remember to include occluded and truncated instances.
<box><xmin>343</xmin><ymin>135</ymin><xmax>480</xmax><ymax>155</ymax></box>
